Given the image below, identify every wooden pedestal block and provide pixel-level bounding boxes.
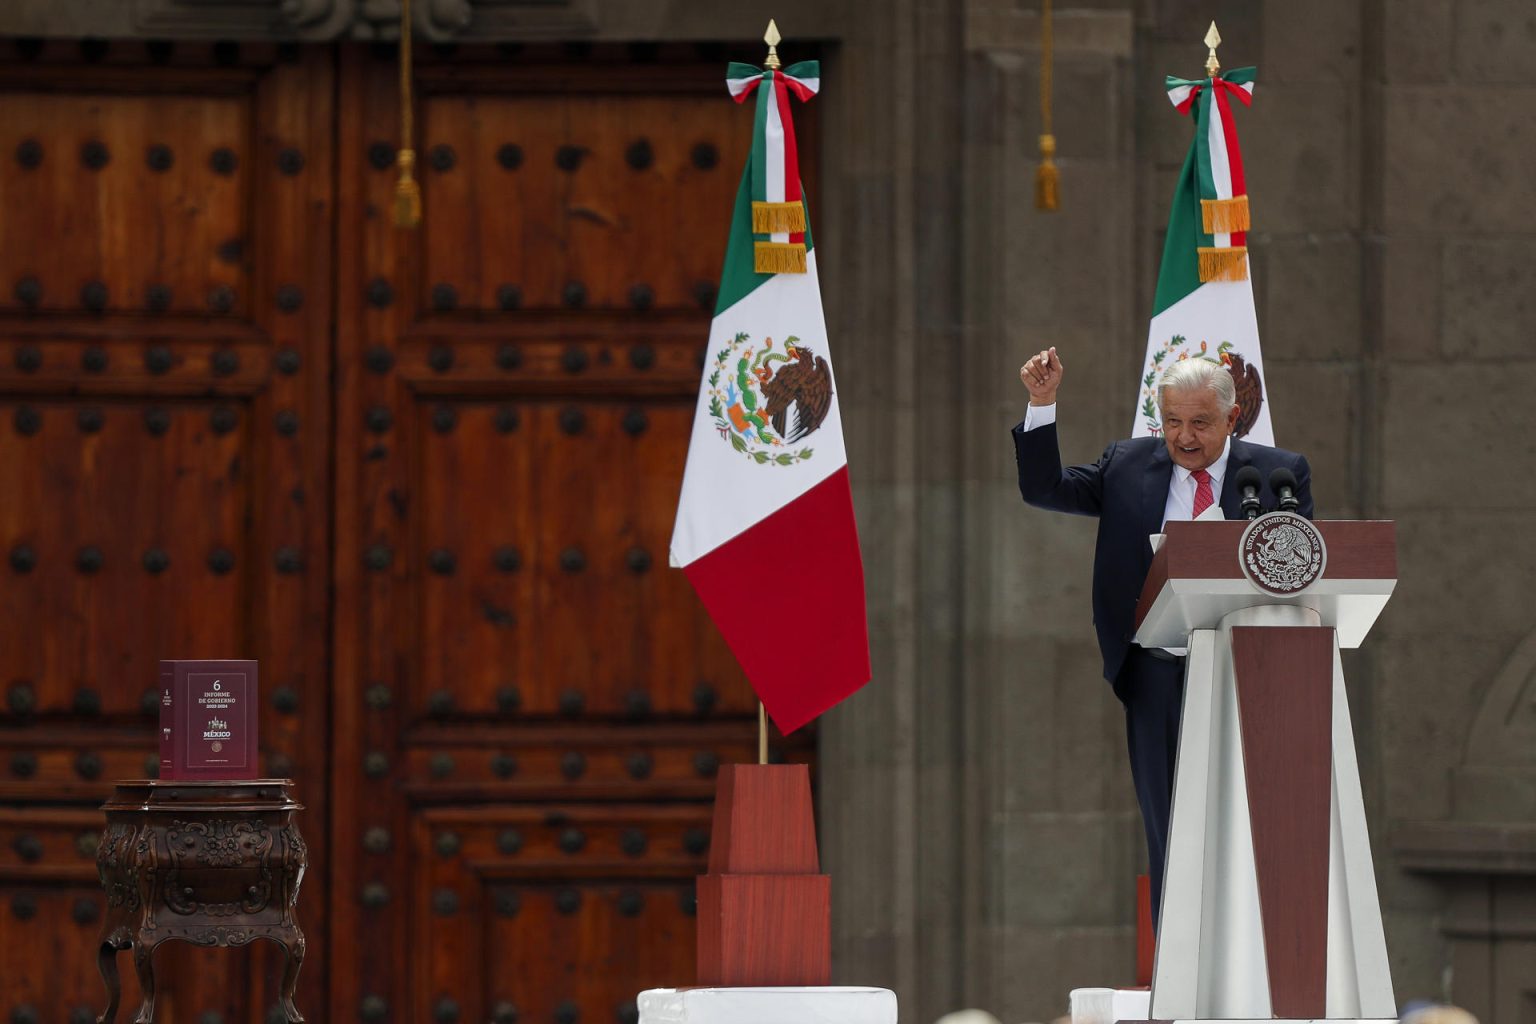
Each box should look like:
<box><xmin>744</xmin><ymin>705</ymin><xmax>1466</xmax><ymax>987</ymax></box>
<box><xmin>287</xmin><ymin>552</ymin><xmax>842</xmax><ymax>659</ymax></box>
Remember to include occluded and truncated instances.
<box><xmin>706</xmin><ymin>762</ymin><xmax>820</xmax><ymax>874</ymax></box>
<box><xmin>695</xmin><ymin>763</ymin><xmax>830</xmax><ymax>986</ymax></box>
<box><xmin>696</xmin><ymin>874</ymin><xmax>831</xmax><ymax>986</ymax></box>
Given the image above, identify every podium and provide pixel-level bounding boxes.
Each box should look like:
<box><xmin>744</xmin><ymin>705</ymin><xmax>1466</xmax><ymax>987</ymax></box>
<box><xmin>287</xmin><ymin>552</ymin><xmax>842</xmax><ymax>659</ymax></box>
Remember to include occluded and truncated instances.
<box><xmin>1131</xmin><ymin>517</ymin><xmax>1398</xmax><ymax>1024</ymax></box>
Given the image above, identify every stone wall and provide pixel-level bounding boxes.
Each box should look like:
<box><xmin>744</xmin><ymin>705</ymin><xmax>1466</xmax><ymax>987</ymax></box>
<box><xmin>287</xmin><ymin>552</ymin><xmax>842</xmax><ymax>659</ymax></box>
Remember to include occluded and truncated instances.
<box><xmin>1367</xmin><ymin>0</ymin><xmax>1536</xmax><ymax>1018</ymax></box>
<box><xmin>824</xmin><ymin>1</ymin><xmax>1536</xmax><ymax>1021</ymax></box>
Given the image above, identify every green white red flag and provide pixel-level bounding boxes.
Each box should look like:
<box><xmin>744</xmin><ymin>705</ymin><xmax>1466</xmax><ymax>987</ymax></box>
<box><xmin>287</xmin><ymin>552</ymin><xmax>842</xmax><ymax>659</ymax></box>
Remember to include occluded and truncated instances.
<box><xmin>670</xmin><ymin>60</ymin><xmax>871</xmax><ymax>734</ymax></box>
<box><xmin>1135</xmin><ymin>65</ymin><xmax>1274</xmax><ymax>446</ymax></box>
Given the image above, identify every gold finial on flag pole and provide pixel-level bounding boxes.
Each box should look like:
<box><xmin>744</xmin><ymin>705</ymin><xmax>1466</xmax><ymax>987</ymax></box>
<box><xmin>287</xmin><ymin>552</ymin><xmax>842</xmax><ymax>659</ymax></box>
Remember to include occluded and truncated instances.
<box><xmin>764</xmin><ymin>19</ymin><xmax>782</xmax><ymax>70</ymax></box>
<box><xmin>1204</xmin><ymin>21</ymin><xmax>1222</xmax><ymax>78</ymax></box>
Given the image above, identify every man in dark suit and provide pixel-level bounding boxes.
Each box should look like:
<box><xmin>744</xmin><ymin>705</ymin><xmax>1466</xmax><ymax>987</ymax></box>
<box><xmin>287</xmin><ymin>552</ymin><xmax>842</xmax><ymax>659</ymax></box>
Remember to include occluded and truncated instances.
<box><xmin>1012</xmin><ymin>347</ymin><xmax>1313</xmax><ymax>925</ymax></box>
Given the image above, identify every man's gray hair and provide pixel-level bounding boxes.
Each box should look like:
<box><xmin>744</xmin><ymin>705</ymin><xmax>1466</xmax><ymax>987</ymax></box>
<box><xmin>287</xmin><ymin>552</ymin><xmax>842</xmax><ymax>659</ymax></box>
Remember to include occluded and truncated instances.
<box><xmin>1158</xmin><ymin>358</ymin><xmax>1236</xmax><ymax>413</ymax></box>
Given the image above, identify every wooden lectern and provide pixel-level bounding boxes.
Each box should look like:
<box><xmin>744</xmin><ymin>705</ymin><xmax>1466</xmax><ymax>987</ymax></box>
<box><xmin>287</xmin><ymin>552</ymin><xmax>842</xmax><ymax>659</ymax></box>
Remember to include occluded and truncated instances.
<box><xmin>1129</xmin><ymin>517</ymin><xmax>1398</xmax><ymax>1024</ymax></box>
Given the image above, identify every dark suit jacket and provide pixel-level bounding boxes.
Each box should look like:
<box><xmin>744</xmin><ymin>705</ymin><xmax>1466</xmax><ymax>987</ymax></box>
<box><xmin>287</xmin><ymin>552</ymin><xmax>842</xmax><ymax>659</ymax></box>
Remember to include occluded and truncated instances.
<box><xmin>1012</xmin><ymin>420</ymin><xmax>1314</xmax><ymax>684</ymax></box>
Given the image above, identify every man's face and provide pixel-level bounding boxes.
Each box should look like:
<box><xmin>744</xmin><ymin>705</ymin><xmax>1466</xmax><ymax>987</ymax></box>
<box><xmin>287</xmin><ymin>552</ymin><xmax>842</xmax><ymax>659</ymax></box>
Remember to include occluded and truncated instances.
<box><xmin>1160</xmin><ymin>386</ymin><xmax>1240</xmax><ymax>471</ymax></box>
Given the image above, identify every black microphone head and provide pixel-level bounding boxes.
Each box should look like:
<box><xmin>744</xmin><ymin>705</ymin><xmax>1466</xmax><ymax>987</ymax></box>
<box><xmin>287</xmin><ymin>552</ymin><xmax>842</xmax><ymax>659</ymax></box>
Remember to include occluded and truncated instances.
<box><xmin>1269</xmin><ymin>466</ymin><xmax>1298</xmax><ymax>493</ymax></box>
<box><xmin>1235</xmin><ymin>465</ymin><xmax>1263</xmax><ymax>492</ymax></box>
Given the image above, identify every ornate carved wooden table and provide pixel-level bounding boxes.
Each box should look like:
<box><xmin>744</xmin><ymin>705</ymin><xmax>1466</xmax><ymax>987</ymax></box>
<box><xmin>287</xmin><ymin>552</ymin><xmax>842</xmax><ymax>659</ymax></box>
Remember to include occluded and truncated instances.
<box><xmin>94</xmin><ymin>780</ymin><xmax>307</xmax><ymax>1023</ymax></box>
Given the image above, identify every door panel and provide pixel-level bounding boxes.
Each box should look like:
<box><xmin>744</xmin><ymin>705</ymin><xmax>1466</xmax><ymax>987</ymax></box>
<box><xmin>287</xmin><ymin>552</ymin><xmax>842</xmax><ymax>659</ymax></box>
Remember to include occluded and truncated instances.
<box><xmin>0</xmin><ymin>91</ymin><xmax>249</xmax><ymax>318</ymax></box>
<box><xmin>413</xmin><ymin>804</ymin><xmax>707</xmax><ymax>1024</ymax></box>
<box><xmin>411</xmin><ymin>398</ymin><xmax>745</xmax><ymax>719</ymax></box>
<box><xmin>0</xmin><ymin>45</ymin><xmax>332</xmax><ymax>1022</ymax></box>
<box><xmin>0</xmin><ymin>398</ymin><xmax>248</xmax><ymax>711</ymax></box>
<box><xmin>417</xmin><ymin>90</ymin><xmax>753</xmax><ymax>313</ymax></box>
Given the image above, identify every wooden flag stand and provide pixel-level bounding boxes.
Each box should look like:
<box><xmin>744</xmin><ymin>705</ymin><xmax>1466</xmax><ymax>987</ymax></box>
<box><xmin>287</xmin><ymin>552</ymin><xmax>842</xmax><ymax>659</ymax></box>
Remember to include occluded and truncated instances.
<box><xmin>695</xmin><ymin>736</ymin><xmax>830</xmax><ymax>985</ymax></box>
<box><xmin>637</xmin><ymin>723</ymin><xmax>891</xmax><ymax>1021</ymax></box>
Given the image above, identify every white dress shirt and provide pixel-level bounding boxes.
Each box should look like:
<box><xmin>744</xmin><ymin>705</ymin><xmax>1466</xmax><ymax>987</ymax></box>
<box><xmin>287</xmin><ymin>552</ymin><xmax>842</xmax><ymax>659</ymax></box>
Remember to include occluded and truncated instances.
<box><xmin>1021</xmin><ymin>402</ymin><xmax>1232</xmax><ymax>527</ymax></box>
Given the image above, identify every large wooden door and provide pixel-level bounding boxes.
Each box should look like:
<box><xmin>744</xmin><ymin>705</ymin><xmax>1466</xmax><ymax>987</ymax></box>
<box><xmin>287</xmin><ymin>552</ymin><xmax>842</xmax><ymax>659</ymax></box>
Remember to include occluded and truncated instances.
<box><xmin>328</xmin><ymin>44</ymin><xmax>786</xmax><ymax>1024</ymax></box>
<box><xmin>0</xmin><ymin>36</ymin><xmax>810</xmax><ymax>1024</ymax></box>
<box><xmin>0</xmin><ymin>41</ymin><xmax>334</xmax><ymax>1021</ymax></box>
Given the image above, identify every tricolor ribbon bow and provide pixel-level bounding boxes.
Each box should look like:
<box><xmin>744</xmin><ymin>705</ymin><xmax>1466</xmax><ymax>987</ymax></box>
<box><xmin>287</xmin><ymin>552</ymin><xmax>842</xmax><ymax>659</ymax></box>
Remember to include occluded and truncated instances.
<box><xmin>1165</xmin><ymin>66</ymin><xmax>1257</xmax><ymax>281</ymax></box>
<box><xmin>726</xmin><ymin>60</ymin><xmax>821</xmax><ymax>274</ymax></box>
<box><xmin>1165</xmin><ymin>72</ymin><xmax>1254</xmax><ymax>115</ymax></box>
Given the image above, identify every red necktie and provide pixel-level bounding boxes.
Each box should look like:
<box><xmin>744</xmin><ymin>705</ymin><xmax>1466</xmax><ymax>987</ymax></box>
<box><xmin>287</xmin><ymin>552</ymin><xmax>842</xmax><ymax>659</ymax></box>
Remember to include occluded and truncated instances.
<box><xmin>1192</xmin><ymin>468</ymin><xmax>1214</xmax><ymax>518</ymax></box>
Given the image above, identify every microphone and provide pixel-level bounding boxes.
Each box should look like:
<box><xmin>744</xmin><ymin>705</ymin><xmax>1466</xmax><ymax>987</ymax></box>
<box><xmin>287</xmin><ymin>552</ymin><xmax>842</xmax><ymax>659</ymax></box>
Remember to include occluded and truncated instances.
<box><xmin>1235</xmin><ymin>465</ymin><xmax>1264</xmax><ymax>520</ymax></box>
<box><xmin>1269</xmin><ymin>467</ymin><xmax>1300</xmax><ymax>513</ymax></box>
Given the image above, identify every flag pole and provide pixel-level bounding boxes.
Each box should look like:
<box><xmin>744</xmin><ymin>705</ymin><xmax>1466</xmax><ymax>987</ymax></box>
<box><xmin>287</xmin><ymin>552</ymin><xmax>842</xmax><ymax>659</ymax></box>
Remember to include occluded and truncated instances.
<box><xmin>755</xmin><ymin>12</ymin><xmax>778</xmax><ymax>772</ymax></box>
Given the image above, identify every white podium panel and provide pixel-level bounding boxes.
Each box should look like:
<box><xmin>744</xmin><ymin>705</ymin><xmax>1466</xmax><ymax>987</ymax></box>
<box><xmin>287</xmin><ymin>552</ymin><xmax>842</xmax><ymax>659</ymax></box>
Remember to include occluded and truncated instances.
<box><xmin>1147</xmin><ymin>608</ymin><xmax>1395</xmax><ymax>1021</ymax></box>
<box><xmin>1135</xmin><ymin>521</ymin><xmax>1397</xmax><ymax>652</ymax></box>
<box><xmin>637</xmin><ymin>987</ymin><xmax>897</xmax><ymax>1024</ymax></box>
<box><xmin>1070</xmin><ymin>987</ymin><xmax>1150</xmax><ymax>1024</ymax></box>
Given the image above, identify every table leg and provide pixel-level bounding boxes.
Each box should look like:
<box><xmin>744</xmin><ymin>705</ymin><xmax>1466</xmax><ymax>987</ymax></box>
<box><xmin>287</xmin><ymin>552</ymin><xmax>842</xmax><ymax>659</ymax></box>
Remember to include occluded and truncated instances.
<box><xmin>278</xmin><ymin>931</ymin><xmax>306</xmax><ymax>1023</ymax></box>
<box><xmin>95</xmin><ymin>939</ymin><xmax>123</xmax><ymax>1024</ymax></box>
<box><xmin>131</xmin><ymin>942</ymin><xmax>157</xmax><ymax>1024</ymax></box>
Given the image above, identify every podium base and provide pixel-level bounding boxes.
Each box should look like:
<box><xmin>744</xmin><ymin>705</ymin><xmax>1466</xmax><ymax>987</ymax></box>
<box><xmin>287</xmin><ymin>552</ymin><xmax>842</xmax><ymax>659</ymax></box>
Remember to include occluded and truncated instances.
<box><xmin>637</xmin><ymin>987</ymin><xmax>896</xmax><ymax>1024</ymax></box>
<box><xmin>1070</xmin><ymin>987</ymin><xmax>1149</xmax><ymax>1024</ymax></box>
<box><xmin>1118</xmin><ymin>1019</ymin><xmax>1396</xmax><ymax>1024</ymax></box>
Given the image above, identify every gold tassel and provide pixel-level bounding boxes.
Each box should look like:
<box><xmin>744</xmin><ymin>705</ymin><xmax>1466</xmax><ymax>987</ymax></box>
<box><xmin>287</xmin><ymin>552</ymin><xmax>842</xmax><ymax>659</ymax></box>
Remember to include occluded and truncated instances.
<box><xmin>754</xmin><ymin>241</ymin><xmax>807</xmax><ymax>274</ymax></box>
<box><xmin>1197</xmin><ymin>245</ymin><xmax>1249</xmax><ymax>282</ymax></box>
<box><xmin>1035</xmin><ymin>134</ymin><xmax>1060</xmax><ymax>211</ymax></box>
<box><xmin>1201</xmin><ymin>195</ymin><xmax>1250</xmax><ymax>234</ymax></box>
<box><xmin>394</xmin><ymin>0</ymin><xmax>419</xmax><ymax>229</ymax></box>
<box><xmin>394</xmin><ymin>149</ymin><xmax>421</xmax><ymax>228</ymax></box>
<box><xmin>751</xmin><ymin>201</ymin><xmax>807</xmax><ymax>234</ymax></box>
<box><xmin>1035</xmin><ymin>0</ymin><xmax>1059</xmax><ymax>210</ymax></box>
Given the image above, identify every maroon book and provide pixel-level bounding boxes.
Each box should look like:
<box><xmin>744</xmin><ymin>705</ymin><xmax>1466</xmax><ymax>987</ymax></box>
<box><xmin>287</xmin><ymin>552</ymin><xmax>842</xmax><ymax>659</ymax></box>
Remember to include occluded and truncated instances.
<box><xmin>158</xmin><ymin>660</ymin><xmax>259</xmax><ymax>780</ymax></box>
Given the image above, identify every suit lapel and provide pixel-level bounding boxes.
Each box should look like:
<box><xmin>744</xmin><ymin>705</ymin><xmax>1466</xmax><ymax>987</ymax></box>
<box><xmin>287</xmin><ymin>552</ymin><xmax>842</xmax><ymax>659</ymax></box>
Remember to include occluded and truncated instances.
<box><xmin>1220</xmin><ymin>438</ymin><xmax>1252</xmax><ymax>519</ymax></box>
<box><xmin>1142</xmin><ymin>442</ymin><xmax>1174</xmax><ymax>544</ymax></box>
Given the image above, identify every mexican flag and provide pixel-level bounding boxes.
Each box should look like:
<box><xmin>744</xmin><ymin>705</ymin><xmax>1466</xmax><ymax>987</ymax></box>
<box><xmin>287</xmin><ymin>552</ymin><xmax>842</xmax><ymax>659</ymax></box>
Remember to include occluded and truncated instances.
<box><xmin>669</xmin><ymin>59</ymin><xmax>871</xmax><ymax>734</ymax></box>
<box><xmin>1134</xmin><ymin>66</ymin><xmax>1274</xmax><ymax>447</ymax></box>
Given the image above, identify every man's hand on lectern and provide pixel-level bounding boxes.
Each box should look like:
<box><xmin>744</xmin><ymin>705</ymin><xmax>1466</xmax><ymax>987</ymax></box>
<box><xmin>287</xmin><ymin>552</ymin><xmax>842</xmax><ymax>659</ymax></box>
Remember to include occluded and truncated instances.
<box><xmin>1020</xmin><ymin>347</ymin><xmax>1063</xmax><ymax>407</ymax></box>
